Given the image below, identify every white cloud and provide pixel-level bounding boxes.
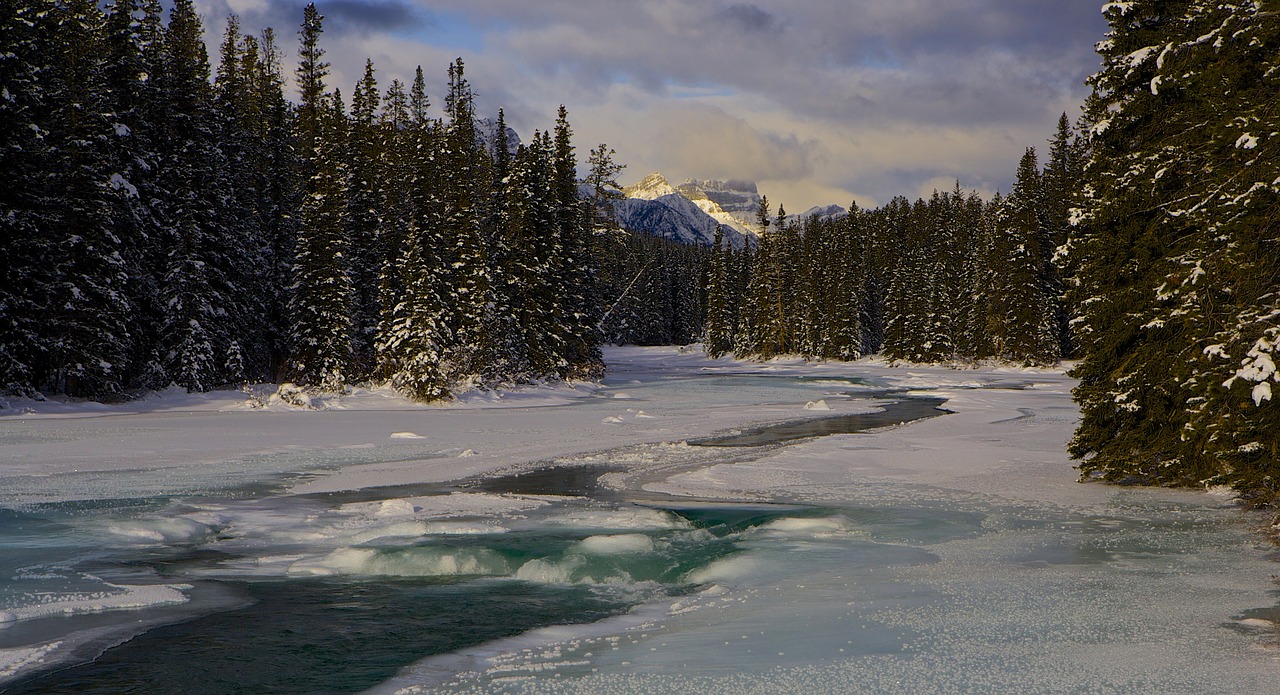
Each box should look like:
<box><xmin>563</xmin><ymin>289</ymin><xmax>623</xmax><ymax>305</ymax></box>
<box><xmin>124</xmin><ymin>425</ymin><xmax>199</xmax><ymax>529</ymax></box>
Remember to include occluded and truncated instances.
<box><xmin>198</xmin><ymin>0</ymin><xmax>1105</xmax><ymax>211</ymax></box>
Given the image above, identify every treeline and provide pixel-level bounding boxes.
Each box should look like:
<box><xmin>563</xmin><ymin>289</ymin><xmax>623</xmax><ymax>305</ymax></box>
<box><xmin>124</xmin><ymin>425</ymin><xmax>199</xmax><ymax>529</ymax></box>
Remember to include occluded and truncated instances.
<box><xmin>1065</xmin><ymin>2</ymin><xmax>1278</xmax><ymax>499</ymax></box>
<box><xmin>705</xmin><ymin>117</ymin><xmax>1085</xmax><ymax>367</ymax></box>
<box><xmin>0</xmin><ymin>1</ymin><xmax>617</xmax><ymax>401</ymax></box>
<box><xmin>598</xmin><ymin>232</ymin><xmax>708</xmax><ymax>347</ymax></box>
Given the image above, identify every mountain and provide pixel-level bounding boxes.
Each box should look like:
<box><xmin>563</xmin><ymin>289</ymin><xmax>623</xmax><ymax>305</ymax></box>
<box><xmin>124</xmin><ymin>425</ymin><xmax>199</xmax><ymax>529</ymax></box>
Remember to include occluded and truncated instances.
<box><xmin>612</xmin><ymin>172</ymin><xmax>850</xmax><ymax>246</ymax></box>
<box><xmin>788</xmin><ymin>204</ymin><xmax>848</xmax><ymax>225</ymax></box>
<box><xmin>476</xmin><ymin>117</ymin><xmax>521</xmax><ymax>156</ymax></box>
<box><xmin>613</xmin><ymin>193</ymin><xmax>751</xmax><ymax>248</ymax></box>
<box><xmin>616</xmin><ymin>173</ymin><xmax>754</xmax><ymax>248</ymax></box>
<box><xmin>675</xmin><ymin>179</ymin><xmax>763</xmax><ymax>231</ymax></box>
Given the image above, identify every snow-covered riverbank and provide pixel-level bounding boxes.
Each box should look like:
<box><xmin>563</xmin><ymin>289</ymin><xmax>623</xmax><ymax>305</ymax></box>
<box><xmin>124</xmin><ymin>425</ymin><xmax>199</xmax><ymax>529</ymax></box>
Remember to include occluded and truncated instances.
<box><xmin>2</xmin><ymin>346</ymin><xmax>1277</xmax><ymax>692</ymax></box>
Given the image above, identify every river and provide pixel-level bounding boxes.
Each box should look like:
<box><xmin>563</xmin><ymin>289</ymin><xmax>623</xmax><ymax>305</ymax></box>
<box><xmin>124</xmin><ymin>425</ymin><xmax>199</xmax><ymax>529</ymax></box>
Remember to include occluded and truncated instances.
<box><xmin>1</xmin><ymin>347</ymin><xmax>1276</xmax><ymax>693</ymax></box>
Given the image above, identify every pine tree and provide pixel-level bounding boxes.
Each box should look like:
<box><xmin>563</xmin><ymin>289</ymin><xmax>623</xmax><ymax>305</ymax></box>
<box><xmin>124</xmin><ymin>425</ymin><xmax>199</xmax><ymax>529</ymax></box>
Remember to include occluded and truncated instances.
<box><xmin>287</xmin><ymin>11</ymin><xmax>353</xmax><ymax>390</ymax></box>
<box><xmin>384</xmin><ymin>217</ymin><xmax>451</xmax><ymax>401</ymax></box>
<box><xmin>991</xmin><ymin>148</ymin><xmax>1058</xmax><ymax>365</ymax></box>
<box><xmin>294</xmin><ymin>2</ymin><xmax>327</xmax><ymax>168</ymax></box>
<box><xmin>249</xmin><ymin>26</ymin><xmax>300</xmax><ymax>382</ymax></box>
<box><xmin>41</xmin><ymin>0</ymin><xmax>133</xmax><ymax>398</ymax></box>
<box><xmin>585</xmin><ymin>143</ymin><xmax>626</xmax><ymax>233</ymax></box>
<box><xmin>1065</xmin><ymin>0</ymin><xmax>1280</xmax><ymax>495</ymax></box>
<box><xmin>152</xmin><ymin>0</ymin><xmax>247</xmax><ymax>392</ymax></box>
<box><xmin>346</xmin><ymin>58</ymin><xmax>384</xmax><ymax>374</ymax></box>
<box><xmin>1042</xmin><ymin>113</ymin><xmax>1082</xmax><ymax>358</ymax></box>
<box><xmin>552</xmin><ymin>106</ymin><xmax>604</xmax><ymax>379</ymax></box>
<box><xmin>704</xmin><ymin>226</ymin><xmax>733</xmax><ymax>358</ymax></box>
<box><xmin>483</xmin><ymin>108</ymin><xmax>532</xmax><ymax>382</ymax></box>
<box><xmin>440</xmin><ymin>58</ymin><xmax>491</xmax><ymax>381</ymax></box>
<box><xmin>0</xmin><ymin>0</ymin><xmax>56</xmax><ymax>396</ymax></box>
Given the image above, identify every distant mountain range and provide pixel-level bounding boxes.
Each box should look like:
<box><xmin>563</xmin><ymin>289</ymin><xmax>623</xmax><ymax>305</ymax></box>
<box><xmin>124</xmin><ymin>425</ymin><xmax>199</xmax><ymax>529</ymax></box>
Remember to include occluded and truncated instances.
<box><xmin>612</xmin><ymin>172</ymin><xmax>846</xmax><ymax>248</ymax></box>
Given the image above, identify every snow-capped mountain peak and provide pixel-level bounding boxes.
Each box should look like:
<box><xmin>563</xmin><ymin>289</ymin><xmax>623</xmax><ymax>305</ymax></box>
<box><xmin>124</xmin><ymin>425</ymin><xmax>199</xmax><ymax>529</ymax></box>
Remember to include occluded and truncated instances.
<box><xmin>623</xmin><ymin>172</ymin><xmax>679</xmax><ymax>200</ymax></box>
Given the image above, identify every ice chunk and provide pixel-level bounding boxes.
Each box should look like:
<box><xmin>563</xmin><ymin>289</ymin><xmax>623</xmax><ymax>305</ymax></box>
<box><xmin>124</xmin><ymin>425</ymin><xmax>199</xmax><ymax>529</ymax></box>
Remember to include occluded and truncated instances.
<box><xmin>105</xmin><ymin>517</ymin><xmax>214</xmax><ymax>544</ymax></box>
<box><xmin>578</xmin><ymin>534</ymin><xmax>654</xmax><ymax>555</ymax></box>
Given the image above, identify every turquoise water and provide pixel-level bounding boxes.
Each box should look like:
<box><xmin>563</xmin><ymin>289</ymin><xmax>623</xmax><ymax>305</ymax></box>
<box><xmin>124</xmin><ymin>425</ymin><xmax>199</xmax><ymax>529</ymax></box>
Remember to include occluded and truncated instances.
<box><xmin>0</xmin><ymin>488</ymin><xmax>864</xmax><ymax>692</ymax></box>
<box><xmin>4</xmin><ymin>370</ymin><xmax>1277</xmax><ymax>694</ymax></box>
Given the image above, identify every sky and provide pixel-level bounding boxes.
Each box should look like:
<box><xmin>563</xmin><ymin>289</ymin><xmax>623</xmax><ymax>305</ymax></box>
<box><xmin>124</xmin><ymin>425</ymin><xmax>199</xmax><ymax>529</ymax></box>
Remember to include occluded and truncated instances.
<box><xmin>197</xmin><ymin>0</ymin><xmax>1109</xmax><ymax>212</ymax></box>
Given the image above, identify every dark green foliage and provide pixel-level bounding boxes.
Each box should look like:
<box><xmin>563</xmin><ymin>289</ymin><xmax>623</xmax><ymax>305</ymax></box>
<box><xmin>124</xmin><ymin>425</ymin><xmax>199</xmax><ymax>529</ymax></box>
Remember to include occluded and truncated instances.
<box><xmin>722</xmin><ymin>170</ymin><xmax>1068</xmax><ymax>368</ymax></box>
<box><xmin>597</xmin><ymin>232</ymin><xmax>708</xmax><ymax>347</ymax></box>
<box><xmin>289</xmin><ymin>92</ymin><xmax>354</xmax><ymax>390</ymax></box>
<box><xmin>1</xmin><ymin>6</ymin><xmax>608</xmax><ymax>403</ymax></box>
<box><xmin>1066</xmin><ymin>1</ymin><xmax>1279</xmax><ymax>499</ymax></box>
<box><xmin>41</xmin><ymin>0</ymin><xmax>134</xmax><ymax>399</ymax></box>
<box><xmin>0</xmin><ymin>0</ymin><xmax>55</xmax><ymax>397</ymax></box>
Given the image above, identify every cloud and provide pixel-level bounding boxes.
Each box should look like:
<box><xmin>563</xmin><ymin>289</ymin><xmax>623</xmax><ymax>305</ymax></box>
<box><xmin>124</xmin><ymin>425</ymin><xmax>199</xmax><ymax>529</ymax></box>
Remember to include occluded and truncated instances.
<box><xmin>195</xmin><ymin>0</ymin><xmax>1108</xmax><ymax>212</ymax></box>
<box><xmin>715</xmin><ymin>4</ymin><xmax>781</xmax><ymax>34</ymax></box>
<box><xmin>319</xmin><ymin>0</ymin><xmax>424</xmax><ymax>33</ymax></box>
<box><xmin>653</xmin><ymin>105</ymin><xmax>816</xmax><ymax>182</ymax></box>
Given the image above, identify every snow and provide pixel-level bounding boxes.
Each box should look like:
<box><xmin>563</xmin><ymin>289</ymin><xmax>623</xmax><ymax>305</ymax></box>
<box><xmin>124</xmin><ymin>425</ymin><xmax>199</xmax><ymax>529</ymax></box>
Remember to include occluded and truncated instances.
<box><xmin>1124</xmin><ymin>45</ymin><xmax>1158</xmax><ymax>68</ymax></box>
<box><xmin>1236</xmin><ymin>133</ymin><xmax>1259</xmax><ymax>150</ymax></box>
<box><xmin>1251</xmin><ymin>382</ymin><xmax>1272</xmax><ymax>406</ymax></box>
<box><xmin>2</xmin><ymin>580</ymin><xmax>190</xmax><ymax>622</ymax></box>
<box><xmin>0</xmin><ymin>642</ymin><xmax>61</xmax><ymax>680</ymax></box>
<box><xmin>2</xmin><ymin>346</ymin><xmax>1277</xmax><ymax>691</ymax></box>
<box><xmin>1102</xmin><ymin>2</ymin><xmax>1135</xmax><ymax>16</ymax></box>
<box><xmin>623</xmin><ymin>172</ymin><xmax>679</xmax><ymax>200</ymax></box>
<box><xmin>107</xmin><ymin>173</ymin><xmax>137</xmax><ymax>198</ymax></box>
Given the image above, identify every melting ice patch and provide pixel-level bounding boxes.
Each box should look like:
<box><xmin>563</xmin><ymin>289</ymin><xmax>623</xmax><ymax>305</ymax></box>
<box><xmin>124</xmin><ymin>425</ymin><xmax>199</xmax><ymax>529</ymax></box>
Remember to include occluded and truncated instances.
<box><xmin>749</xmin><ymin>515</ymin><xmax>863</xmax><ymax>539</ymax></box>
<box><xmin>539</xmin><ymin>507</ymin><xmax>691</xmax><ymax>532</ymax></box>
<box><xmin>0</xmin><ymin>642</ymin><xmax>62</xmax><ymax>679</ymax></box>
<box><xmin>104</xmin><ymin>517</ymin><xmax>216</xmax><ymax>545</ymax></box>
<box><xmin>289</xmin><ymin>546</ymin><xmax>512</xmax><ymax>578</ymax></box>
<box><xmin>578</xmin><ymin>534</ymin><xmax>655</xmax><ymax>555</ymax></box>
<box><xmin>2</xmin><ymin>580</ymin><xmax>190</xmax><ymax>622</ymax></box>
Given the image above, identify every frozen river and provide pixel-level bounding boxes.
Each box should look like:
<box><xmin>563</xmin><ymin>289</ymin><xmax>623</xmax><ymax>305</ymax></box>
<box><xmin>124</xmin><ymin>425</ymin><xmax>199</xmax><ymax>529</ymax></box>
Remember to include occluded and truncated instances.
<box><xmin>1</xmin><ymin>347</ymin><xmax>1277</xmax><ymax>692</ymax></box>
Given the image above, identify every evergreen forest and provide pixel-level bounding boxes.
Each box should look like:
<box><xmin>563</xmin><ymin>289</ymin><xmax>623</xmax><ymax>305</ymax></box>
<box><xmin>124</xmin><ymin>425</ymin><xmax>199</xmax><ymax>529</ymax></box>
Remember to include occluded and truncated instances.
<box><xmin>0</xmin><ymin>1</ymin><xmax>1275</xmax><ymax>504</ymax></box>
<box><xmin>0</xmin><ymin>0</ymin><xmax>688</xmax><ymax>402</ymax></box>
<box><xmin>708</xmin><ymin>1</ymin><xmax>1277</xmax><ymax>502</ymax></box>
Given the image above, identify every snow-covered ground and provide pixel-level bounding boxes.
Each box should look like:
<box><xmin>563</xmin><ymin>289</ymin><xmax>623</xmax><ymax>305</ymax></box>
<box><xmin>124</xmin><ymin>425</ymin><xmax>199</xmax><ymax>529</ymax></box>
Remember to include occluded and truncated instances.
<box><xmin>1</xmin><ymin>346</ymin><xmax>1277</xmax><ymax>692</ymax></box>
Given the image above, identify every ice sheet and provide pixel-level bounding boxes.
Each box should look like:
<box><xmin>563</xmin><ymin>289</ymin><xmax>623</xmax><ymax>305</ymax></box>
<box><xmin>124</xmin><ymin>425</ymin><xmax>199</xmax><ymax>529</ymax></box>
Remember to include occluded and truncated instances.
<box><xmin>2</xmin><ymin>346</ymin><xmax>1277</xmax><ymax>692</ymax></box>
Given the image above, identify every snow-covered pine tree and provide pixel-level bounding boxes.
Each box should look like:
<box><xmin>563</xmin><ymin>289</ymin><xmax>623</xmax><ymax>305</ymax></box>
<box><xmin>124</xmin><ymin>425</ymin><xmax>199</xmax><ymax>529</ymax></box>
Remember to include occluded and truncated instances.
<box><xmin>743</xmin><ymin>199</ymin><xmax>788</xmax><ymax>358</ymax></box>
<box><xmin>704</xmin><ymin>226</ymin><xmax>734</xmax><ymax>358</ymax></box>
<box><xmin>1068</xmin><ymin>1</ymin><xmax>1277</xmax><ymax>495</ymax></box>
<box><xmin>440</xmin><ymin>58</ymin><xmax>493</xmax><ymax>383</ymax></box>
<box><xmin>916</xmin><ymin>193</ymin><xmax>957</xmax><ymax>363</ymax></box>
<box><xmin>0</xmin><ymin>0</ymin><xmax>56</xmax><ymax>396</ymax></box>
<box><xmin>383</xmin><ymin>214</ymin><xmax>451</xmax><ymax>401</ymax></box>
<box><xmin>1042</xmin><ymin>113</ymin><xmax>1084</xmax><ymax>359</ymax></box>
<box><xmin>371</xmin><ymin>74</ymin><xmax>416</xmax><ymax>383</ymax></box>
<box><xmin>516</xmin><ymin>131</ymin><xmax>569</xmax><ymax>377</ymax></box>
<box><xmin>153</xmin><ymin>0</ymin><xmax>251</xmax><ymax>392</ymax></box>
<box><xmin>1183</xmin><ymin>2</ymin><xmax>1279</xmax><ymax>495</ymax></box>
<box><xmin>41</xmin><ymin>0</ymin><xmax>133</xmax><ymax>398</ymax></box>
<box><xmin>552</xmin><ymin>106</ymin><xmax>604</xmax><ymax>379</ymax></box>
<box><xmin>102</xmin><ymin>0</ymin><xmax>165</xmax><ymax>390</ymax></box>
<box><xmin>287</xmin><ymin>12</ymin><xmax>354</xmax><ymax>391</ymax></box>
<box><xmin>375</xmin><ymin>69</ymin><xmax>453</xmax><ymax>399</ymax></box>
<box><xmin>825</xmin><ymin>211</ymin><xmax>864</xmax><ymax>361</ymax></box>
<box><xmin>991</xmin><ymin>148</ymin><xmax>1058</xmax><ymax>365</ymax></box>
<box><xmin>346</xmin><ymin>58</ymin><xmax>385</xmax><ymax>376</ymax></box>
<box><xmin>881</xmin><ymin>197</ymin><xmax>927</xmax><ymax>362</ymax></box>
<box><xmin>212</xmin><ymin>13</ymin><xmax>277</xmax><ymax>385</ymax></box>
<box><xmin>948</xmin><ymin>186</ymin><xmax>988</xmax><ymax>359</ymax></box>
<box><xmin>482</xmin><ymin>108</ymin><xmax>533</xmax><ymax>383</ymax></box>
<box><xmin>1068</xmin><ymin>0</ymin><xmax>1204</xmax><ymax>484</ymax></box>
